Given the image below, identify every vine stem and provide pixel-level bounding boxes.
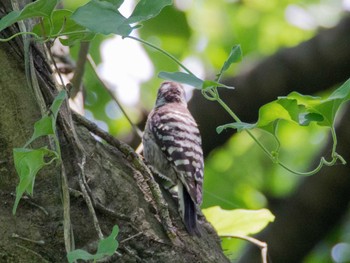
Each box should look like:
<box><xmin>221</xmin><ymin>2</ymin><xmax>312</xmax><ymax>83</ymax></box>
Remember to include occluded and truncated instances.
<box><xmin>0</xmin><ymin>31</ymin><xmax>40</xmax><ymax>42</ymax></box>
<box><xmin>215</xmin><ymin>94</ymin><xmax>343</xmax><ymax>176</ymax></box>
<box><xmin>203</xmin><ymin>86</ymin><xmax>345</xmax><ymax>176</ymax></box>
<box><xmin>124</xmin><ymin>34</ymin><xmax>345</xmax><ymax>176</ymax></box>
<box><xmin>215</xmin><ymin>95</ymin><xmax>275</xmax><ymax>160</ymax></box>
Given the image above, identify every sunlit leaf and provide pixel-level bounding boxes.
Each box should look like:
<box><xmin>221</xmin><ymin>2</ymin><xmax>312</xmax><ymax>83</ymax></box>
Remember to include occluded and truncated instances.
<box><xmin>218</xmin><ymin>45</ymin><xmax>242</xmax><ymax>76</ymax></box>
<box><xmin>71</xmin><ymin>0</ymin><xmax>132</xmax><ymax>36</ymax></box>
<box><xmin>127</xmin><ymin>0</ymin><xmax>173</xmax><ymax>24</ymax></box>
<box><xmin>203</xmin><ymin>206</ymin><xmax>275</xmax><ymax>236</ymax></box>
<box><xmin>218</xmin><ymin>78</ymin><xmax>350</xmax><ymax>135</ymax></box>
<box><xmin>314</xmin><ymin>78</ymin><xmax>350</xmax><ymax>126</ymax></box>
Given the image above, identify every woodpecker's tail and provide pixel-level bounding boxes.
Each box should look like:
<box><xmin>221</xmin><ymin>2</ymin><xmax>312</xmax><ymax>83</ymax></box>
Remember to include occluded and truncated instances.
<box><xmin>178</xmin><ymin>182</ymin><xmax>201</xmax><ymax>236</ymax></box>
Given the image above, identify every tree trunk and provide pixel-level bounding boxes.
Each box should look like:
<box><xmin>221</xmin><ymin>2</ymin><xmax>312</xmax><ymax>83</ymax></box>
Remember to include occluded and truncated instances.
<box><xmin>0</xmin><ymin>2</ymin><xmax>228</xmax><ymax>262</ymax></box>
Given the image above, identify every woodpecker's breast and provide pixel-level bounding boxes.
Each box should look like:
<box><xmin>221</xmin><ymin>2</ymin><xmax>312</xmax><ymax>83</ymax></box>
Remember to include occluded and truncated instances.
<box><xmin>144</xmin><ymin>103</ymin><xmax>204</xmax><ymax>205</ymax></box>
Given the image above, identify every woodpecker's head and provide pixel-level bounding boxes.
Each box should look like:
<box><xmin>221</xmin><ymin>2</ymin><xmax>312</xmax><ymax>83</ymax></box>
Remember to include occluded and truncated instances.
<box><xmin>155</xmin><ymin>82</ymin><xmax>187</xmax><ymax>108</ymax></box>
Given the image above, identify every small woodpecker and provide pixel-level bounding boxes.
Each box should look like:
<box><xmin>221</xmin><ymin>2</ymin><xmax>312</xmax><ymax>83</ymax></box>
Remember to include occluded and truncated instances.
<box><xmin>143</xmin><ymin>82</ymin><xmax>204</xmax><ymax>236</ymax></box>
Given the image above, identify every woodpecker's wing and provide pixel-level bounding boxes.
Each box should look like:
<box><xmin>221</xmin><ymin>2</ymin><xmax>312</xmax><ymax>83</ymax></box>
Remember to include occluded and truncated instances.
<box><xmin>150</xmin><ymin>104</ymin><xmax>203</xmax><ymax>204</ymax></box>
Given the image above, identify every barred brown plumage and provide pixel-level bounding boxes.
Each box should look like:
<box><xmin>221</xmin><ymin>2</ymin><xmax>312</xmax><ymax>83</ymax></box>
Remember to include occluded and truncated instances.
<box><xmin>143</xmin><ymin>81</ymin><xmax>204</xmax><ymax>236</ymax></box>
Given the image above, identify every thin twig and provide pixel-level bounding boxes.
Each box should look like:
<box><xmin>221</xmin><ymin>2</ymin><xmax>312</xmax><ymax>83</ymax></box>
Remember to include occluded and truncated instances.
<box><xmin>222</xmin><ymin>235</ymin><xmax>268</xmax><ymax>263</ymax></box>
<box><xmin>119</xmin><ymin>246</ymin><xmax>142</xmax><ymax>262</ymax></box>
<box><xmin>70</xmin><ymin>42</ymin><xmax>90</xmax><ymax>98</ymax></box>
<box><xmin>12</xmin><ymin>233</ymin><xmax>45</xmax><ymax>245</ymax></box>
<box><xmin>86</xmin><ymin>54</ymin><xmax>143</xmax><ymax>139</ymax></box>
<box><xmin>19</xmin><ymin>196</ymin><xmax>49</xmax><ymax>216</ymax></box>
<box><xmin>77</xmin><ymin>155</ymin><xmax>104</xmax><ymax>239</ymax></box>
<box><xmin>120</xmin><ymin>232</ymin><xmax>143</xmax><ymax>243</ymax></box>
<box><xmin>15</xmin><ymin>244</ymin><xmax>50</xmax><ymax>263</ymax></box>
<box><xmin>94</xmin><ymin>201</ymin><xmax>131</xmax><ymax>221</ymax></box>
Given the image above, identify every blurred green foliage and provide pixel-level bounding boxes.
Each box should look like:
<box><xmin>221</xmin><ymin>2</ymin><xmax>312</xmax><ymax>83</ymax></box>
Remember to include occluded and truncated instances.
<box><xmin>60</xmin><ymin>0</ymin><xmax>348</xmax><ymax>261</ymax></box>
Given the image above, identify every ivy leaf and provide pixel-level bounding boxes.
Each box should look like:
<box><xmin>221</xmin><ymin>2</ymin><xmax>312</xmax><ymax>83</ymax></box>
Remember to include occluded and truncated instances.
<box><xmin>202</xmin><ymin>80</ymin><xmax>234</xmax><ymax>90</ymax></box>
<box><xmin>50</xmin><ymin>90</ymin><xmax>67</xmax><ymax>120</ymax></box>
<box><xmin>67</xmin><ymin>225</ymin><xmax>119</xmax><ymax>263</ymax></box>
<box><xmin>32</xmin><ymin>10</ymin><xmax>95</xmax><ymax>45</ymax></box>
<box><xmin>24</xmin><ymin>90</ymin><xmax>66</xmax><ymax>147</ymax></box>
<box><xmin>158</xmin><ymin>71</ymin><xmax>234</xmax><ymax>90</ymax></box>
<box><xmin>217</xmin><ymin>78</ymin><xmax>350</xmax><ymax>135</ymax></box>
<box><xmin>12</xmin><ymin>148</ymin><xmax>58</xmax><ymax>214</ymax></box>
<box><xmin>12</xmin><ymin>91</ymin><xmax>66</xmax><ymax>214</ymax></box>
<box><xmin>217</xmin><ymin>45</ymin><xmax>242</xmax><ymax>77</ymax></box>
<box><xmin>203</xmin><ymin>206</ymin><xmax>275</xmax><ymax>236</ymax></box>
<box><xmin>71</xmin><ymin>0</ymin><xmax>132</xmax><ymax>36</ymax></box>
<box><xmin>24</xmin><ymin>116</ymin><xmax>54</xmax><ymax>148</ymax></box>
<box><xmin>158</xmin><ymin>71</ymin><xmax>203</xmax><ymax>88</ymax></box>
<box><xmin>0</xmin><ymin>0</ymin><xmax>59</xmax><ymax>31</ymax></box>
<box><xmin>96</xmin><ymin>225</ymin><xmax>119</xmax><ymax>255</ymax></box>
<box><xmin>216</xmin><ymin>122</ymin><xmax>255</xmax><ymax>134</ymax></box>
<box><xmin>127</xmin><ymin>0</ymin><xmax>173</xmax><ymax>24</ymax></box>
<box><xmin>105</xmin><ymin>0</ymin><xmax>125</xmax><ymax>8</ymax></box>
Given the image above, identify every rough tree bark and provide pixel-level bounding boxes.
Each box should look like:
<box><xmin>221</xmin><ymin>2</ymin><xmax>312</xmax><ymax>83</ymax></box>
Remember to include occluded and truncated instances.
<box><xmin>188</xmin><ymin>14</ymin><xmax>350</xmax><ymax>262</ymax></box>
<box><xmin>0</xmin><ymin>1</ymin><xmax>228</xmax><ymax>262</ymax></box>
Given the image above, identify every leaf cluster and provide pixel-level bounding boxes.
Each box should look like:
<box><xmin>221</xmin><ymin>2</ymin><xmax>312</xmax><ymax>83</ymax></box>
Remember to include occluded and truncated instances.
<box><xmin>12</xmin><ymin>90</ymin><xmax>66</xmax><ymax>214</ymax></box>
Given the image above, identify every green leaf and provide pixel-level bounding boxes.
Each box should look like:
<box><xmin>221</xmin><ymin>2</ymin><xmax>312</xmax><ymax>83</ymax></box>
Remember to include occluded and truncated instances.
<box><xmin>127</xmin><ymin>0</ymin><xmax>173</xmax><ymax>24</ymax></box>
<box><xmin>23</xmin><ymin>90</ymin><xmax>66</xmax><ymax>147</ymax></box>
<box><xmin>67</xmin><ymin>225</ymin><xmax>119</xmax><ymax>263</ymax></box>
<box><xmin>12</xmin><ymin>148</ymin><xmax>58</xmax><ymax>214</ymax></box>
<box><xmin>158</xmin><ymin>71</ymin><xmax>203</xmax><ymax>89</ymax></box>
<box><xmin>218</xmin><ymin>45</ymin><xmax>242</xmax><ymax>76</ymax></box>
<box><xmin>67</xmin><ymin>249</ymin><xmax>95</xmax><ymax>262</ymax></box>
<box><xmin>71</xmin><ymin>0</ymin><xmax>132</xmax><ymax>36</ymax></box>
<box><xmin>202</xmin><ymin>80</ymin><xmax>234</xmax><ymax>90</ymax></box>
<box><xmin>24</xmin><ymin>116</ymin><xmax>54</xmax><ymax>148</ymax></box>
<box><xmin>219</xmin><ymin>78</ymin><xmax>350</xmax><ymax>136</ymax></box>
<box><xmin>158</xmin><ymin>72</ymin><xmax>234</xmax><ymax>90</ymax></box>
<box><xmin>314</xmin><ymin>78</ymin><xmax>350</xmax><ymax>126</ymax></box>
<box><xmin>59</xmin><ymin>32</ymin><xmax>96</xmax><ymax>46</ymax></box>
<box><xmin>32</xmin><ymin>10</ymin><xmax>95</xmax><ymax>45</ymax></box>
<box><xmin>96</xmin><ymin>225</ymin><xmax>119</xmax><ymax>255</ymax></box>
<box><xmin>216</xmin><ymin>122</ymin><xmax>255</xmax><ymax>134</ymax></box>
<box><xmin>105</xmin><ymin>0</ymin><xmax>125</xmax><ymax>8</ymax></box>
<box><xmin>299</xmin><ymin>112</ymin><xmax>324</xmax><ymax>126</ymax></box>
<box><xmin>0</xmin><ymin>0</ymin><xmax>59</xmax><ymax>32</ymax></box>
<box><xmin>202</xmin><ymin>206</ymin><xmax>275</xmax><ymax>236</ymax></box>
<box><xmin>50</xmin><ymin>90</ymin><xmax>67</xmax><ymax>119</ymax></box>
